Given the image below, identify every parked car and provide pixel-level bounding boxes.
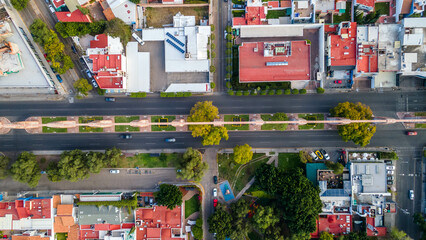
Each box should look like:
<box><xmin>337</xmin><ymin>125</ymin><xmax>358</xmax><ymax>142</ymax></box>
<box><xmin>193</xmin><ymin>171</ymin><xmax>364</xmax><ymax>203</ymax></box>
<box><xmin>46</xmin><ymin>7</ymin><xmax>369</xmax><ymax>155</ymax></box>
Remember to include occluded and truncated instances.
<box><xmin>91</xmin><ymin>79</ymin><xmax>98</xmax><ymax>88</ymax></box>
<box><xmin>56</xmin><ymin>74</ymin><xmax>63</xmax><ymax>83</ymax></box>
<box><xmin>213</xmin><ymin>188</ymin><xmax>217</xmax><ymax>197</ymax></box>
<box><xmin>165</xmin><ymin>138</ymin><xmax>176</xmax><ymax>142</ymax></box>
<box><xmin>85</xmin><ymin>69</ymin><xmax>93</xmax><ymax>79</ymax></box>
<box><xmin>334</xmin><ymin>80</ymin><xmax>342</xmax><ymax>84</ymax></box>
<box><xmin>315</xmin><ymin>150</ymin><xmax>324</xmax><ymax>160</ymax></box>
<box><xmin>387</xmin><ymin>176</ymin><xmax>395</xmax><ymax>181</ymax></box>
<box><xmin>387</xmin><ymin>180</ymin><xmax>394</xmax><ymax>185</ymax></box>
<box><xmin>71</xmin><ymin>45</ymin><xmax>77</xmax><ymax>54</ymax></box>
<box><xmin>409</xmin><ymin>190</ymin><xmax>414</xmax><ymax>200</ymax></box>
<box><xmin>386</xmin><ymin>165</ymin><xmax>395</xmax><ymax>170</ymax></box>
<box><xmin>213</xmin><ymin>176</ymin><xmax>218</xmax><ymax>184</ymax></box>
<box><xmin>224</xmin><ymin>30</ymin><xmax>227</xmax><ymax>40</ymax></box>
<box><xmin>310</xmin><ymin>152</ymin><xmax>319</xmax><ymax>161</ymax></box>
<box><xmin>213</xmin><ymin>199</ymin><xmax>218</xmax><ymax>207</ymax></box>
<box><xmin>43</xmin><ymin>53</ymin><xmax>50</xmax><ymax>62</ymax></box>
<box><xmin>224</xmin><ymin>0</ymin><xmax>228</xmax><ymax>2</ymax></box>
<box><xmin>320</xmin><ymin>149</ymin><xmax>330</xmax><ymax>160</ymax></box>
<box><xmin>407</xmin><ymin>131</ymin><xmax>417</xmax><ymax>136</ymax></box>
<box><xmin>48</xmin><ymin>5</ymin><xmax>55</xmax><ymax>14</ymax></box>
<box><xmin>384</xmin><ymin>160</ymin><xmax>393</xmax><ymax>165</ymax></box>
<box><xmin>132</xmin><ymin>32</ymin><xmax>145</xmax><ymax>46</ymax></box>
<box><xmin>119</xmin><ymin>134</ymin><xmax>132</xmax><ymax>139</ymax></box>
<box><xmin>109</xmin><ymin>169</ymin><xmax>120</xmax><ymax>174</ymax></box>
<box><xmin>79</xmin><ymin>57</ymin><xmax>86</xmax><ymax>65</ymax></box>
<box><xmin>105</xmin><ymin>97</ymin><xmax>116</xmax><ymax>102</ymax></box>
<box><xmin>233</xmin><ymin>4</ymin><xmax>244</xmax><ymax>9</ymax></box>
<box><xmin>387</xmin><ymin>170</ymin><xmax>394</xmax><ymax>175</ymax></box>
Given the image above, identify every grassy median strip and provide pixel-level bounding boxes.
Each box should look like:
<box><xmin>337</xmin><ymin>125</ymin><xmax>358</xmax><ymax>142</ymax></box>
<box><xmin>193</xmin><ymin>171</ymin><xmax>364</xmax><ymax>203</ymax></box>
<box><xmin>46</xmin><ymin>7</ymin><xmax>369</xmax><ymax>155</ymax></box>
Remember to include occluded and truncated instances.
<box><xmin>151</xmin><ymin>116</ymin><xmax>176</xmax><ymax>131</ymax></box>
<box><xmin>79</xmin><ymin>116</ymin><xmax>103</xmax><ymax>133</ymax></box>
<box><xmin>298</xmin><ymin>114</ymin><xmax>324</xmax><ymax>130</ymax></box>
<box><xmin>261</xmin><ymin>114</ymin><xmax>288</xmax><ymax>131</ymax></box>
<box><xmin>42</xmin><ymin>117</ymin><xmax>67</xmax><ymax>124</ymax></box>
<box><xmin>123</xmin><ymin>153</ymin><xmax>182</xmax><ymax>168</ymax></box>
<box><xmin>43</xmin><ymin>127</ymin><xmax>67</xmax><ymax>133</ymax></box>
<box><xmin>115</xmin><ymin>116</ymin><xmax>140</xmax><ymax>132</ymax></box>
<box><xmin>224</xmin><ymin>114</ymin><xmax>249</xmax><ymax>130</ymax></box>
<box><xmin>185</xmin><ymin>195</ymin><xmax>200</xmax><ymax>218</ymax></box>
<box><xmin>42</xmin><ymin>117</ymin><xmax>68</xmax><ymax>133</ymax></box>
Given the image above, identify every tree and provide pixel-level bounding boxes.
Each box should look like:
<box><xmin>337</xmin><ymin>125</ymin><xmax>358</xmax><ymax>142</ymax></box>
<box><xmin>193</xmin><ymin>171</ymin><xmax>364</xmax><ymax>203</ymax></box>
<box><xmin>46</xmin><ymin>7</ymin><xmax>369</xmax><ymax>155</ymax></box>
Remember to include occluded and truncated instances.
<box><xmin>300</xmin><ymin>89</ymin><xmax>307</xmax><ymax>94</ymax></box>
<box><xmin>87</xmin><ymin>152</ymin><xmax>105</xmax><ymax>174</ymax></box>
<box><xmin>210</xmin><ymin>65</ymin><xmax>216</xmax><ymax>73</ymax></box>
<box><xmin>320</xmin><ymin>232</ymin><xmax>334</xmax><ymax>240</ymax></box>
<box><xmin>105</xmin><ymin>18</ymin><xmax>131</xmax><ymax>46</ymax></box>
<box><xmin>299</xmin><ymin>151</ymin><xmax>311</xmax><ymax>163</ymax></box>
<box><xmin>253</xmin><ymin>205</ymin><xmax>279</xmax><ymax>231</ymax></box>
<box><xmin>11</xmin><ymin>0</ymin><xmax>29</xmax><ymax>10</ymax></box>
<box><xmin>74</xmin><ymin>78</ymin><xmax>93</xmax><ymax>96</ymax></box>
<box><xmin>389</xmin><ymin>228</ymin><xmax>412</xmax><ymax>240</ymax></box>
<box><xmin>233</xmin><ymin>144</ymin><xmax>253</xmax><ymax>164</ymax></box>
<box><xmin>330</xmin><ymin>102</ymin><xmax>376</xmax><ymax>146</ymax></box>
<box><xmin>208</xmin><ymin>205</ymin><xmax>233</xmax><ymax>240</ymax></box>
<box><xmin>292</xmin><ymin>89</ymin><xmax>299</xmax><ymax>94</ymax></box>
<box><xmin>177</xmin><ymin>148</ymin><xmax>208</xmax><ymax>182</ymax></box>
<box><xmin>192</xmin><ymin>218</ymin><xmax>203</xmax><ymax>240</ymax></box>
<box><xmin>10</xmin><ymin>152</ymin><xmax>41</xmax><ymax>188</ymax></box>
<box><xmin>0</xmin><ymin>156</ymin><xmax>10</xmax><ymax>179</ymax></box>
<box><xmin>47</xmin><ymin>162</ymin><xmax>62</xmax><ymax>182</ymax></box>
<box><xmin>57</xmin><ymin>149</ymin><xmax>90</xmax><ymax>182</ymax></box>
<box><xmin>187</xmin><ymin>101</ymin><xmax>229</xmax><ymax>146</ymax></box>
<box><xmin>30</xmin><ymin>19</ymin><xmax>54</xmax><ymax>45</ymax></box>
<box><xmin>325</xmin><ymin>161</ymin><xmax>344</xmax><ymax>174</ymax></box>
<box><xmin>104</xmin><ymin>147</ymin><xmax>121</xmax><ymax>167</ymax></box>
<box><xmin>343</xmin><ymin>231</ymin><xmax>368</xmax><ymax>240</ymax></box>
<box><xmin>229</xmin><ymin>199</ymin><xmax>251</xmax><ymax>240</ymax></box>
<box><xmin>413</xmin><ymin>213</ymin><xmax>426</xmax><ymax>239</ymax></box>
<box><xmin>156</xmin><ymin>184</ymin><xmax>182</xmax><ymax>210</ymax></box>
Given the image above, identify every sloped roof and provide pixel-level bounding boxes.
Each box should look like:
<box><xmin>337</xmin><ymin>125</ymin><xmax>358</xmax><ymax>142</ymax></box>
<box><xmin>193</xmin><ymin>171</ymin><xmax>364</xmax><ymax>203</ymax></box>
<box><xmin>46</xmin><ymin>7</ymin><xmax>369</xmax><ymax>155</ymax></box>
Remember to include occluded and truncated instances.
<box><xmin>56</xmin><ymin>10</ymin><xmax>91</xmax><ymax>23</ymax></box>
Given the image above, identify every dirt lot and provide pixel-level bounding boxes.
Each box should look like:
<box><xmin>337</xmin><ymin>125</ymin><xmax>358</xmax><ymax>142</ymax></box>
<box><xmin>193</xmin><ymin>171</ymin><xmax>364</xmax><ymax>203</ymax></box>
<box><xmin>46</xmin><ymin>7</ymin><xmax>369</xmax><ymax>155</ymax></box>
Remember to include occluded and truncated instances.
<box><xmin>144</xmin><ymin>7</ymin><xmax>209</xmax><ymax>27</ymax></box>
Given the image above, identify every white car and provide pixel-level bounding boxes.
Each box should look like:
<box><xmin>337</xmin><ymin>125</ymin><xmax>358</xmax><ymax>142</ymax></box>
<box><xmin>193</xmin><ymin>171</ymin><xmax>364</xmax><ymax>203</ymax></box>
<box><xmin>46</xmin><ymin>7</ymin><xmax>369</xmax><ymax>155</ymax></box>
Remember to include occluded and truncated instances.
<box><xmin>386</xmin><ymin>165</ymin><xmax>395</xmax><ymax>170</ymax></box>
<box><xmin>109</xmin><ymin>169</ymin><xmax>120</xmax><ymax>174</ymax></box>
<box><xmin>224</xmin><ymin>30</ymin><xmax>227</xmax><ymax>40</ymax></box>
<box><xmin>213</xmin><ymin>188</ymin><xmax>217</xmax><ymax>197</ymax></box>
<box><xmin>48</xmin><ymin>5</ymin><xmax>55</xmax><ymax>14</ymax></box>
<box><xmin>310</xmin><ymin>152</ymin><xmax>319</xmax><ymax>161</ymax></box>
<box><xmin>387</xmin><ymin>170</ymin><xmax>394</xmax><ymax>175</ymax></box>
<box><xmin>132</xmin><ymin>32</ymin><xmax>145</xmax><ymax>46</ymax></box>
<box><xmin>409</xmin><ymin>190</ymin><xmax>414</xmax><ymax>200</ymax></box>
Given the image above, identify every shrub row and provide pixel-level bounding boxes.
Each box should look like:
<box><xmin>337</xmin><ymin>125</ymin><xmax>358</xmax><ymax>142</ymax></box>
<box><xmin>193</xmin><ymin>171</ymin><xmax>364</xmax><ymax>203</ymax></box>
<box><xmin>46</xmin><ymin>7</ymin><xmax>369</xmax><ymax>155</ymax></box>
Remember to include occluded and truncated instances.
<box><xmin>228</xmin><ymin>89</ymin><xmax>308</xmax><ymax>96</ymax></box>
<box><xmin>130</xmin><ymin>92</ymin><xmax>147</xmax><ymax>98</ymax></box>
<box><xmin>76</xmin><ymin>195</ymin><xmax>138</xmax><ymax>208</ymax></box>
<box><xmin>160</xmin><ymin>92</ymin><xmax>192</xmax><ymax>97</ymax></box>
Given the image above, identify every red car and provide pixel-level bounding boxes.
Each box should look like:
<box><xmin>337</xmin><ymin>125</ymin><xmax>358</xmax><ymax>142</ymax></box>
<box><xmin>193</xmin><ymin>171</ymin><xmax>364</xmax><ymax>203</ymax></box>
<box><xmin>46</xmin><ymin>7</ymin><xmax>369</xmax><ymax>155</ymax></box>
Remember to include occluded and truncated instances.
<box><xmin>407</xmin><ymin>131</ymin><xmax>417</xmax><ymax>136</ymax></box>
<box><xmin>213</xmin><ymin>199</ymin><xmax>218</xmax><ymax>207</ymax></box>
<box><xmin>334</xmin><ymin>80</ymin><xmax>342</xmax><ymax>84</ymax></box>
<box><xmin>43</xmin><ymin>53</ymin><xmax>50</xmax><ymax>62</ymax></box>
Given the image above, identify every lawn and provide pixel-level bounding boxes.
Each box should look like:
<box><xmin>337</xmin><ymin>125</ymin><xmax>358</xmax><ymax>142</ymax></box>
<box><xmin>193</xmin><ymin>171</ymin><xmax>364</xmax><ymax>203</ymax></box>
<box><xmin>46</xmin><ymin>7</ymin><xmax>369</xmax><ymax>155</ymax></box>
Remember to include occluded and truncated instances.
<box><xmin>234</xmin><ymin>158</ymin><xmax>269</xmax><ymax>193</ymax></box>
<box><xmin>56</xmin><ymin>233</ymin><xmax>67</xmax><ymax>240</ymax></box>
<box><xmin>218</xmin><ymin>153</ymin><xmax>266</xmax><ymax>191</ymax></box>
<box><xmin>79</xmin><ymin>116</ymin><xmax>104</xmax><ymax>132</ymax></box>
<box><xmin>375</xmin><ymin>2</ymin><xmax>389</xmax><ymax>15</ymax></box>
<box><xmin>278</xmin><ymin>153</ymin><xmax>303</xmax><ymax>171</ymax></box>
<box><xmin>145</xmin><ymin>7</ymin><xmax>208</xmax><ymax>28</ymax></box>
<box><xmin>122</xmin><ymin>153</ymin><xmax>182</xmax><ymax>168</ymax></box>
<box><xmin>42</xmin><ymin>127</ymin><xmax>67</xmax><ymax>133</ymax></box>
<box><xmin>185</xmin><ymin>195</ymin><xmax>200</xmax><ymax>218</ymax></box>
<box><xmin>115</xmin><ymin>116</ymin><xmax>140</xmax><ymax>132</ymax></box>
<box><xmin>42</xmin><ymin>117</ymin><xmax>67</xmax><ymax>124</ymax></box>
<box><xmin>151</xmin><ymin>116</ymin><xmax>176</xmax><ymax>131</ymax></box>
<box><xmin>415</xmin><ymin>112</ymin><xmax>426</xmax><ymax>116</ymax></box>
<box><xmin>266</xmin><ymin>9</ymin><xmax>290</xmax><ymax>19</ymax></box>
<box><xmin>261</xmin><ymin>114</ymin><xmax>288</xmax><ymax>131</ymax></box>
<box><xmin>184</xmin><ymin>0</ymin><xmax>208</xmax><ymax>3</ymax></box>
<box><xmin>333</xmin><ymin>2</ymin><xmax>351</xmax><ymax>23</ymax></box>
<box><xmin>298</xmin><ymin>114</ymin><xmax>324</xmax><ymax>130</ymax></box>
<box><xmin>232</xmin><ymin>10</ymin><xmax>245</xmax><ymax>17</ymax></box>
<box><xmin>224</xmin><ymin>114</ymin><xmax>249</xmax><ymax>130</ymax></box>
<box><xmin>415</xmin><ymin>123</ymin><xmax>426</xmax><ymax>128</ymax></box>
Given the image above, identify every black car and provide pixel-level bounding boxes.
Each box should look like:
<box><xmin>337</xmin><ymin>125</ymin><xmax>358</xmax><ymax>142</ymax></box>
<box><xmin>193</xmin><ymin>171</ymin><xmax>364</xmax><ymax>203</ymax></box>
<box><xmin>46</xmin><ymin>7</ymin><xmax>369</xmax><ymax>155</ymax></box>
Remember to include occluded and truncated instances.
<box><xmin>213</xmin><ymin>176</ymin><xmax>218</xmax><ymax>184</ymax></box>
<box><xmin>119</xmin><ymin>134</ymin><xmax>132</xmax><ymax>139</ymax></box>
<box><xmin>71</xmin><ymin>45</ymin><xmax>77</xmax><ymax>54</ymax></box>
<box><xmin>387</xmin><ymin>180</ymin><xmax>394</xmax><ymax>185</ymax></box>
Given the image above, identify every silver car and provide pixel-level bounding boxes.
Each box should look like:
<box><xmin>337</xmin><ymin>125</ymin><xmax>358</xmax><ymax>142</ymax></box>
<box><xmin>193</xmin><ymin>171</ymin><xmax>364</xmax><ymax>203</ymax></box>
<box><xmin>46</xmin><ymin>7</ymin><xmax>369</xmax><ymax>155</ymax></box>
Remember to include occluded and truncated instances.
<box><xmin>109</xmin><ymin>169</ymin><xmax>120</xmax><ymax>174</ymax></box>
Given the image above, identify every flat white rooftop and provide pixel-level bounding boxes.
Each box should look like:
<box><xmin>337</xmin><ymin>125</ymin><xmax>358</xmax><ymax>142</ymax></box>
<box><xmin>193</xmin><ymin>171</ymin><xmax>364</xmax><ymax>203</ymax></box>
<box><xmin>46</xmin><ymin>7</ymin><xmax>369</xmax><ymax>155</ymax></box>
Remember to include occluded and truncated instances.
<box><xmin>126</xmin><ymin>42</ymin><xmax>150</xmax><ymax>92</ymax></box>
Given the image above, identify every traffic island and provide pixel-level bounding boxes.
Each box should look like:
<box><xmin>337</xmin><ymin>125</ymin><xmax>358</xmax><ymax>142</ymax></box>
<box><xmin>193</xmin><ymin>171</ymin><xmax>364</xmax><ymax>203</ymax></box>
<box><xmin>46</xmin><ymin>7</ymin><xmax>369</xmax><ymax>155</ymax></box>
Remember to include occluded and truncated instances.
<box><xmin>78</xmin><ymin>117</ymin><xmax>104</xmax><ymax>133</ymax></box>
<box><xmin>224</xmin><ymin>114</ymin><xmax>249</xmax><ymax>130</ymax></box>
<box><xmin>114</xmin><ymin>116</ymin><xmax>140</xmax><ymax>132</ymax></box>
<box><xmin>151</xmin><ymin>116</ymin><xmax>177</xmax><ymax>131</ymax></box>
<box><xmin>0</xmin><ymin>117</ymin><xmax>12</xmax><ymax>134</ymax></box>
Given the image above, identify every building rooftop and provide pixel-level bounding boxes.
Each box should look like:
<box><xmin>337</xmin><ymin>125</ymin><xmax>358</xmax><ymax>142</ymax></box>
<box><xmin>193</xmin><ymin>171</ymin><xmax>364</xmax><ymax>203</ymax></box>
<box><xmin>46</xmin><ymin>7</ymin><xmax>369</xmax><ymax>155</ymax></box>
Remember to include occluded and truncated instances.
<box><xmin>239</xmin><ymin>40</ymin><xmax>311</xmax><ymax>82</ymax></box>
<box><xmin>356</xmin><ymin>0</ymin><xmax>375</xmax><ymax>10</ymax></box>
<box><xmin>78</xmin><ymin>205</ymin><xmax>122</xmax><ymax>225</ymax></box>
<box><xmin>378</xmin><ymin>24</ymin><xmax>401</xmax><ymax>71</ymax></box>
<box><xmin>311</xmin><ymin>214</ymin><xmax>352</xmax><ymax>238</ymax></box>
<box><xmin>350</xmin><ymin>162</ymin><xmax>387</xmax><ymax>194</ymax></box>
<box><xmin>52</xmin><ymin>0</ymin><xmax>66</xmax><ymax>8</ymax></box>
<box><xmin>107</xmin><ymin>0</ymin><xmax>136</xmax><ymax>25</ymax></box>
<box><xmin>0</xmin><ymin>199</ymin><xmax>52</xmax><ymax>230</ymax></box>
<box><xmin>135</xmin><ymin>206</ymin><xmax>184</xmax><ymax>240</ymax></box>
<box><xmin>232</xmin><ymin>6</ymin><xmax>267</xmax><ymax>26</ymax></box>
<box><xmin>366</xmin><ymin>216</ymin><xmax>387</xmax><ymax>236</ymax></box>
<box><xmin>268</xmin><ymin>1</ymin><xmax>280</xmax><ymax>8</ymax></box>
<box><xmin>328</xmin><ymin>22</ymin><xmax>357</xmax><ymax>68</ymax></box>
<box><xmin>56</xmin><ymin>10</ymin><xmax>91</xmax><ymax>23</ymax></box>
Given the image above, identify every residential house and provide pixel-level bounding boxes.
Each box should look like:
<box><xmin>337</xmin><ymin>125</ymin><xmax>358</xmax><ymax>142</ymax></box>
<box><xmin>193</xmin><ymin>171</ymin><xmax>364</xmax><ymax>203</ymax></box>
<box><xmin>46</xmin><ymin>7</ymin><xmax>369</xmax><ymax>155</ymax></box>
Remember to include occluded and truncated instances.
<box><xmin>327</xmin><ymin>21</ymin><xmax>357</xmax><ymax>70</ymax></box>
<box><xmin>55</xmin><ymin>10</ymin><xmax>92</xmax><ymax>22</ymax></box>
<box><xmin>399</xmin><ymin>17</ymin><xmax>426</xmax><ymax>77</ymax></box>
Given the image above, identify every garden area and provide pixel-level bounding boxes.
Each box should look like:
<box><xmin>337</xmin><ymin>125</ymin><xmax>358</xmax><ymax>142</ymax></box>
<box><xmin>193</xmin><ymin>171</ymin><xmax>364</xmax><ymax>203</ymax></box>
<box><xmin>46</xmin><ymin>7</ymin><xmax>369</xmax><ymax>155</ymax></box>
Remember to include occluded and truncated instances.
<box><xmin>232</xmin><ymin>10</ymin><xmax>245</xmax><ymax>17</ymax></box>
<box><xmin>56</xmin><ymin>233</ymin><xmax>67</xmax><ymax>240</ymax></box>
<box><xmin>79</xmin><ymin>116</ymin><xmax>103</xmax><ymax>132</ymax></box>
<box><xmin>144</xmin><ymin>7</ymin><xmax>208</xmax><ymax>28</ymax></box>
<box><xmin>333</xmin><ymin>1</ymin><xmax>351</xmax><ymax>23</ymax></box>
<box><xmin>115</xmin><ymin>116</ymin><xmax>140</xmax><ymax>132</ymax></box>
<box><xmin>375</xmin><ymin>2</ymin><xmax>390</xmax><ymax>15</ymax></box>
<box><xmin>298</xmin><ymin>113</ymin><xmax>325</xmax><ymax>130</ymax></box>
<box><xmin>185</xmin><ymin>195</ymin><xmax>200</xmax><ymax>218</ymax></box>
<box><xmin>266</xmin><ymin>9</ymin><xmax>290</xmax><ymax>19</ymax></box>
<box><xmin>261</xmin><ymin>114</ymin><xmax>288</xmax><ymax>131</ymax></box>
<box><xmin>121</xmin><ymin>153</ymin><xmax>182</xmax><ymax>168</ymax></box>
<box><xmin>151</xmin><ymin>116</ymin><xmax>176</xmax><ymax>131</ymax></box>
<box><xmin>42</xmin><ymin>117</ymin><xmax>68</xmax><ymax>133</ymax></box>
<box><xmin>224</xmin><ymin>114</ymin><xmax>250</xmax><ymax>130</ymax></box>
<box><xmin>278</xmin><ymin>153</ymin><xmax>304</xmax><ymax>171</ymax></box>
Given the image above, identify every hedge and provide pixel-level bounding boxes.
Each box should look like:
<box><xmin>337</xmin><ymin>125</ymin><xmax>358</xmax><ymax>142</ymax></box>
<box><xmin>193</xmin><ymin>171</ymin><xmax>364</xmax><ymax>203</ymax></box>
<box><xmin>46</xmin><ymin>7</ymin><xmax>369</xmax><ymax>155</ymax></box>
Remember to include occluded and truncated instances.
<box><xmin>260</xmin><ymin>90</ymin><xmax>267</xmax><ymax>95</ymax></box>
<box><xmin>292</xmin><ymin>89</ymin><xmax>299</xmax><ymax>94</ymax></box>
<box><xmin>228</xmin><ymin>90</ymin><xmax>235</xmax><ymax>95</ymax></box>
<box><xmin>76</xmin><ymin>196</ymin><xmax>137</xmax><ymax>208</ymax></box>
<box><xmin>268</xmin><ymin>90</ymin><xmax>275</xmax><ymax>95</ymax></box>
<box><xmin>130</xmin><ymin>92</ymin><xmax>147</xmax><ymax>98</ymax></box>
<box><xmin>317</xmin><ymin>87</ymin><xmax>325</xmax><ymax>94</ymax></box>
<box><xmin>210</xmin><ymin>82</ymin><xmax>216</xmax><ymax>89</ymax></box>
<box><xmin>300</xmin><ymin>89</ymin><xmax>307</xmax><ymax>94</ymax></box>
<box><xmin>160</xmin><ymin>92</ymin><xmax>192</xmax><ymax>97</ymax></box>
<box><xmin>243</xmin><ymin>90</ymin><xmax>250</xmax><ymax>96</ymax></box>
<box><xmin>276</xmin><ymin>89</ymin><xmax>283</xmax><ymax>95</ymax></box>
<box><xmin>378</xmin><ymin>151</ymin><xmax>398</xmax><ymax>160</ymax></box>
<box><xmin>236</xmin><ymin>91</ymin><xmax>243</xmax><ymax>96</ymax></box>
<box><xmin>284</xmin><ymin>89</ymin><xmax>291</xmax><ymax>95</ymax></box>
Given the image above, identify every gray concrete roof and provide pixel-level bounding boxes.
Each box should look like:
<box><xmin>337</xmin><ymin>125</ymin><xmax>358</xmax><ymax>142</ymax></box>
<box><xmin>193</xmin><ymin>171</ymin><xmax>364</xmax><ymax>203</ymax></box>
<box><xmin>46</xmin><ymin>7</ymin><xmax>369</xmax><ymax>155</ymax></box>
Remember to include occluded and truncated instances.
<box><xmin>351</xmin><ymin>162</ymin><xmax>387</xmax><ymax>194</ymax></box>
<box><xmin>78</xmin><ymin>205</ymin><xmax>122</xmax><ymax>225</ymax></box>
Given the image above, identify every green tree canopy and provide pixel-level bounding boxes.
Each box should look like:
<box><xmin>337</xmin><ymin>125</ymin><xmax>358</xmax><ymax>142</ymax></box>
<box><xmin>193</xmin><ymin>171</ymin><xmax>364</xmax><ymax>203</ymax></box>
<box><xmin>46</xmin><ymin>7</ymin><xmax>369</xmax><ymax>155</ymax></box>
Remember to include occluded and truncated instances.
<box><xmin>389</xmin><ymin>228</ymin><xmax>412</xmax><ymax>240</ymax></box>
<box><xmin>87</xmin><ymin>152</ymin><xmax>105</xmax><ymax>174</ymax></box>
<box><xmin>233</xmin><ymin>144</ymin><xmax>253</xmax><ymax>164</ymax></box>
<box><xmin>47</xmin><ymin>162</ymin><xmax>62</xmax><ymax>182</ymax></box>
<box><xmin>57</xmin><ymin>150</ymin><xmax>90</xmax><ymax>182</ymax></box>
<box><xmin>11</xmin><ymin>0</ymin><xmax>29</xmax><ymax>10</ymax></box>
<box><xmin>325</xmin><ymin>161</ymin><xmax>344</xmax><ymax>174</ymax></box>
<box><xmin>105</xmin><ymin>18</ymin><xmax>131</xmax><ymax>46</ymax></box>
<box><xmin>156</xmin><ymin>184</ymin><xmax>183</xmax><ymax>210</ymax></box>
<box><xmin>10</xmin><ymin>152</ymin><xmax>41</xmax><ymax>188</ymax></box>
<box><xmin>320</xmin><ymin>232</ymin><xmax>334</xmax><ymax>240</ymax></box>
<box><xmin>330</xmin><ymin>102</ymin><xmax>376</xmax><ymax>146</ymax></box>
<box><xmin>177</xmin><ymin>148</ymin><xmax>208</xmax><ymax>182</ymax></box>
<box><xmin>192</xmin><ymin>218</ymin><xmax>203</xmax><ymax>240</ymax></box>
<box><xmin>74</xmin><ymin>78</ymin><xmax>93</xmax><ymax>96</ymax></box>
<box><xmin>208</xmin><ymin>205</ymin><xmax>233</xmax><ymax>240</ymax></box>
<box><xmin>343</xmin><ymin>231</ymin><xmax>368</xmax><ymax>240</ymax></box>
<box><xmin>253</xmin><ymin>205</ymin><xmax>279</xmax><ymax>231</ymax></box>
<box><xmin>413</xmin><ymin>213</ymin><xmax>426</xmax><ymax>239</ymax></box>
<box><xmin>229</xmin><ymin>199</ymin><xmax>251</xmax><ymax>240</ymax></box>
<box><xmin>187</xmin><ymin>101</ymin><xmax>229</xmax><ymax>146</ymax></box>
<box><xmin>104</xmin><ymin>147</ymin><xmax>121</xmax><ymax>168</ymax></box>
<box><xmin>0</xmin><ymin>155</ymin><xmax>10</xmax><ymax>180</ymax></box>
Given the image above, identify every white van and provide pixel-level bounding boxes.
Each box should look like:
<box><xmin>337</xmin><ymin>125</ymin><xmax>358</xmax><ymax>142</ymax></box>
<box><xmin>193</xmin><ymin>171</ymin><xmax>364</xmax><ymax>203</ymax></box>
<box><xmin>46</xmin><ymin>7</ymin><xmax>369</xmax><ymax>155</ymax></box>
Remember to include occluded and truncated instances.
<box><xmin>132</xmin><ymin>32</ymin><xmax>145</xmax><ymax>46</ymax></box>
<box><xmin>49</xmin><ymin>5</ymin><xmax>55</xmax><ymax>14</ymax></box>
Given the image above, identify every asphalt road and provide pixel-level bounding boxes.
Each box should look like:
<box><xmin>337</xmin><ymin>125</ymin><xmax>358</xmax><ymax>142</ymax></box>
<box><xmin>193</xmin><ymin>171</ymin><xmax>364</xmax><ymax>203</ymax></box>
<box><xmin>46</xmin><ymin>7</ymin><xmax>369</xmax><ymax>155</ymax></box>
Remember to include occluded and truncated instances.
<box><xmin>1</xmin><ymin>92</ymin><xmax>425</xmax><ymax>121</ymax></box>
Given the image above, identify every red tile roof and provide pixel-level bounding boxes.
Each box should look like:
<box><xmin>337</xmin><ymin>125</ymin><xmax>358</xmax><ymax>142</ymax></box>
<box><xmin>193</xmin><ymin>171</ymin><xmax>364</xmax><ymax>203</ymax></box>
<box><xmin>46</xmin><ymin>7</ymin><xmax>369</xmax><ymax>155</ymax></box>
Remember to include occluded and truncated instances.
<box><xmin>356</xmin><ymin>0</ymin><xmax>375</xmax><ymax>9</ymax></box>
<box><xmin>136</xmin><ymin>206</ymin><xmax>184</xmax><ymax>240</ymax></box>
<box><xmin>0</xmin><ymin>199</ymin><xmax>52</xmax><ymax>223</ymax></box>
<box><xmin>90</xmin><ymin>54</ymin><xmax>122</xmax><ymax>72</ymax></box>
<box><xmin>94</xmin><ymin>72</ymin><xmax>123</xmax><ymax>89</ymax></box>
<box><xmin>56</xmin><ymin>10</ymin><xmax>92</xmax><ymax>23</ymax></box>
<box><xmin>233</xmin><ymin>17</ymin><xmax>247</xmax><ymax>26</ymax></box>
<box><xmin>246</xmin><ymin>6</ymin><xmax>266</xmax><ymax>25</ymax></box>
<box><xmin>90</xmin><ymin>34</ymin><xmax>108</xmax><ymax>49</ymax></box>
<box><xmin>328</xmin><ymin>22</ymin><xmax>357</xmax><ymax>67</ymax></box>
<box><xmin>52</xmin><ymin>0</ymin><xmax>65</xmax><ymax>8</ymax></box>
<box><xmin>239</xmin><ymin>41</ymin><xmax>311</xmax><ymax>82</ymax></box>
<box><xmin>366</xmin><ymin>217</ymin><xmax>387</xmax><ymax>236</ymax></box>
<box><xmin>401</xmin><ymin>0</ymin><xmax>412</xmax><ymax>14</ymax></box>
<box><xmin>311</xmin><ymin>214</ymin><xmax>352</xmax><ymax>238</ymax></box>
<box><xmin>268</xmin><ymin>1</ymin><xmax>280</xmax><ymax>8</ymax></box>
<box><xmin>324</xmin><ymin>24</ymin><xmax>337</xmax><ymax>33</ymax></box>
<box><xmin>281</xmin><ymin>0</ymin><xmax>292</xmax><ymax>7</ymax></box>
<box><xmin>356</xmin><ymin>44</ymin><xmax>378</xmax><ymax>73</ymax></box>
